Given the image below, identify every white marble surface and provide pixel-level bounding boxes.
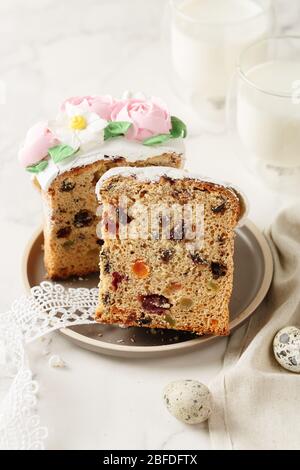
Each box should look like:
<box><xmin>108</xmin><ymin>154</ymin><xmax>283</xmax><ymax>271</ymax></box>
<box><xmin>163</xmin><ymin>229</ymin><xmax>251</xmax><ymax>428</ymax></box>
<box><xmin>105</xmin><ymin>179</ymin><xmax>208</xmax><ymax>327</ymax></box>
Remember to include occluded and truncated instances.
<box><xmin>0</xmin><ymin>0</ymin><xmax>299</xmax><ymax>450</ymax></box>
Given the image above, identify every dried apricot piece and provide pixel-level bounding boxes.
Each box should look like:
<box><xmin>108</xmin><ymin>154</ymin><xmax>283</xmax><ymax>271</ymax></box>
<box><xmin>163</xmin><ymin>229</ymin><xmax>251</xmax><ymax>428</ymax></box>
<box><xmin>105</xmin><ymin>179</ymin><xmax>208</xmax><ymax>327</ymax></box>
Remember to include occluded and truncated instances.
<box><xmin>165</xmin><ymin>282</ymin><xmax>182</xmax><ymax>294</ymax></box>
<box><xmin>210</xmin><ymin>319</ymin><xmax>219</xmax><ymax>329</ymax></box>
<box><xmin>132</xmin><ymin>260</ymin><xmax>150</xmax><ymax>278</ymax></box>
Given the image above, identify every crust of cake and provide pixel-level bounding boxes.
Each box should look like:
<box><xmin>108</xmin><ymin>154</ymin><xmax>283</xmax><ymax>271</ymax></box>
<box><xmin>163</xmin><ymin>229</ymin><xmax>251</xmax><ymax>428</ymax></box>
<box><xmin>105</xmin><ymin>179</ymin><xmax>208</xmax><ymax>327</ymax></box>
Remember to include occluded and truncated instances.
<box><xmin>95</xmin><ymin>175</ymin><xmax>241</xmax><ymax>336</ymax></box>
<box><xmin>41</xmin><ymin>153</ymin><xmax>182</xmax><ymax>279</ymax></box>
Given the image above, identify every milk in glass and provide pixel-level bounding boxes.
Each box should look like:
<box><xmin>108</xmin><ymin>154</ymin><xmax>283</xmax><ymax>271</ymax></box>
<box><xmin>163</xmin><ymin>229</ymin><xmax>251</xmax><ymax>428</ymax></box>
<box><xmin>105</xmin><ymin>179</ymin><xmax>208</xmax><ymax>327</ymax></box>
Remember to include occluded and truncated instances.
<box><xmin>237</xmin><ymin>60</ymin><xmax>300</xmax><ymax>168</ymax></box>
<box><xmin>171</xmin><ymin>0</ymin><xmax>271</xmax><ymax>102</ymax></box>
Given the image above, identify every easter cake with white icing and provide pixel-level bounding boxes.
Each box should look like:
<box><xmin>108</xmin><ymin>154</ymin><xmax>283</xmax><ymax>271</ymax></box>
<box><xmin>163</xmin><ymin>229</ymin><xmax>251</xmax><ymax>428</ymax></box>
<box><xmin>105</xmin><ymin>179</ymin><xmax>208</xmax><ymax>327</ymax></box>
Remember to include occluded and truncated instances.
<box><xmin>19</xmin><ymin>93</ymin><xmax>186</xmax><ymax>279</ymax></box>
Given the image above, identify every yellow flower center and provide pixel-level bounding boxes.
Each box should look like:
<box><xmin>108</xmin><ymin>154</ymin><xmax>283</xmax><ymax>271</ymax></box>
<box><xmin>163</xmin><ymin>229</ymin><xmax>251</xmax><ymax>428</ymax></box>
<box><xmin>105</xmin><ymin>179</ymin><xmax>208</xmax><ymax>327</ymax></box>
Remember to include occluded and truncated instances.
<box><xmin>69</xmin><ymin>115</ymin><xmax>87</xmax><ymax>130</ymax></box>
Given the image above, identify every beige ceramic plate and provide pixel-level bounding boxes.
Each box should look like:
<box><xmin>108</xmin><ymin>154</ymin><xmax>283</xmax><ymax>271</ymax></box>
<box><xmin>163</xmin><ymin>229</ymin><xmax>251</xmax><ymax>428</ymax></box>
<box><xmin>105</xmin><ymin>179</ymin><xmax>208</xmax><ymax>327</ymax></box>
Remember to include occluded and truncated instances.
<box><xmin>22</xmin><ymin>220</ymin><xmax>273</xmax><ymax>358</ymax></box>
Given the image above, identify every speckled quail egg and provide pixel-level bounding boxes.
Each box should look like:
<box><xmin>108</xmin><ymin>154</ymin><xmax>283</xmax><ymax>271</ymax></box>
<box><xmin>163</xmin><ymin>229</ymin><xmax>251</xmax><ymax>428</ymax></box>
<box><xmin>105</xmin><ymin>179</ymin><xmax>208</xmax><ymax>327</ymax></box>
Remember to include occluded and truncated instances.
<box><xmin>273</xmin><ymin>326</ymin><xmax>300</xmax><ymax>373</ymax></box>
<box><xmin>163</xmin><ymin>380</ymin><xmax>212</xmax><ymax>424</ymax></box>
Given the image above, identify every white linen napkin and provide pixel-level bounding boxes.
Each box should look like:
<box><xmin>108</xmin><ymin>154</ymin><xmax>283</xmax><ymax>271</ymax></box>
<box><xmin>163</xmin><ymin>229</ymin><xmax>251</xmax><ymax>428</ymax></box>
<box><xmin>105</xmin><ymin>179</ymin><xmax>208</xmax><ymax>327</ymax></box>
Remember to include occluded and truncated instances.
<box><xmin>209</xmin><ymin>205</ymin><xmax>300</xmax><ymax>450</ymax></box>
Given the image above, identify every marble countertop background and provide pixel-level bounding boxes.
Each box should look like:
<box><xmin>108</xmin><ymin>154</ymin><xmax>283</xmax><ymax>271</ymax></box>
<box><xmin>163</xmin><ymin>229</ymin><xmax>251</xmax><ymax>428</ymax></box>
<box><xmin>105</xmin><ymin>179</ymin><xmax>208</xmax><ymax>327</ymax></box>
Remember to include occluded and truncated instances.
<box><xmin>0</xmin><ymin>0</ymin><xmax>299</xmax><ymax>450</ymax></box>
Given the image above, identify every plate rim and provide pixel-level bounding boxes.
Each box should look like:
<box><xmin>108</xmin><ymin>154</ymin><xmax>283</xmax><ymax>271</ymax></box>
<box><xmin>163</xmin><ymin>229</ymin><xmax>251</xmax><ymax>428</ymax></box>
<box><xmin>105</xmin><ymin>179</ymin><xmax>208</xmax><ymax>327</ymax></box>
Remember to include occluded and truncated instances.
<box><xmin>22</xmin><ymin>219</ymin><xmax>274</xmax><ymax>356</ymax></box>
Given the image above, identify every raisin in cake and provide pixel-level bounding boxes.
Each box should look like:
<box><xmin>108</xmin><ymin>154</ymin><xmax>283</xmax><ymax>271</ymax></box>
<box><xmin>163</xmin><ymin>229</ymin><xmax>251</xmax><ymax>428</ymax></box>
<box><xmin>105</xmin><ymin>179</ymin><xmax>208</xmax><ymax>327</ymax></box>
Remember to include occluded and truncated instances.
<box><xmin>95</xmin><ymin>167</ymin><xmax>247</xmax><ymax>336</ymax></box>
<box><xmin>19</xmin><ymin>94</ymin><xmax>186</xmax><ymax>279</ymax></box>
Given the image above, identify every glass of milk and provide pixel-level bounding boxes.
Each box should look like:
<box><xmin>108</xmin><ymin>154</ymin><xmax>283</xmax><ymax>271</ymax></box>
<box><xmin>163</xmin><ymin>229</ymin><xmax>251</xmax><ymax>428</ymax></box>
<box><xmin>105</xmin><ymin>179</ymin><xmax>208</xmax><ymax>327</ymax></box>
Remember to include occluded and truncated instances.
<box><xmin>234</xmin><ymin>36</ymin><xmax>300</xmax><ymax>193</ymax></box>
<box><xmin>169</xmin><ymin>0</ymin><xmax>273</xmax><ymax>131</ymax></box>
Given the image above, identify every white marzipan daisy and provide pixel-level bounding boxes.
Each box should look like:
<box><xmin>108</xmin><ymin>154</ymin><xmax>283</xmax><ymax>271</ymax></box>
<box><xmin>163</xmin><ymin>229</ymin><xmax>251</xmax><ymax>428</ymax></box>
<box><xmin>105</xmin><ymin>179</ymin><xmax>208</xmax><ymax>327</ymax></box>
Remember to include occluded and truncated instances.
<box><xmin>48</xmin><ymin>99</ymin><xmax>107</xmax><ymax>151</ymax></box>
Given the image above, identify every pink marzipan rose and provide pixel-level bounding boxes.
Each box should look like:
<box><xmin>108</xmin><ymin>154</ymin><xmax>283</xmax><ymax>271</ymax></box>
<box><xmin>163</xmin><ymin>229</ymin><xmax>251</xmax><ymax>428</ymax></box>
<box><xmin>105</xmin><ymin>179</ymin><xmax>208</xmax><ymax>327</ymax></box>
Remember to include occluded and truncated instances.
<box><xmin>61</xmin><ymin>95</ymin><xmax>116</xmax><ymax>120</ymax></box>
<box><xmin>18</xmin><ymin>122</ymin><xmax>58</xmax><ymax>167</ymax></box>
<box><xmin>110</xmin><ymin>97</ymin><xmax>171</xmax><ymax>141</ymax></box>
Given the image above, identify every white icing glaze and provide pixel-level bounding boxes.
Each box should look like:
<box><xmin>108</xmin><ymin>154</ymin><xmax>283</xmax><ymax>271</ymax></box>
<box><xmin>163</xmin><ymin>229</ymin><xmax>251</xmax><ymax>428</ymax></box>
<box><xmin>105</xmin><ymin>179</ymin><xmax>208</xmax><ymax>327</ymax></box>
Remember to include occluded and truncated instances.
<box><xmin>36</xmin><ymin>137</ymin><xmax>185</xmax><ymax>191</ymax></box>
<box><xmin>96</xmin><ymin>166</ymin><xmax>249</xmax><ymax>226</ymax></box>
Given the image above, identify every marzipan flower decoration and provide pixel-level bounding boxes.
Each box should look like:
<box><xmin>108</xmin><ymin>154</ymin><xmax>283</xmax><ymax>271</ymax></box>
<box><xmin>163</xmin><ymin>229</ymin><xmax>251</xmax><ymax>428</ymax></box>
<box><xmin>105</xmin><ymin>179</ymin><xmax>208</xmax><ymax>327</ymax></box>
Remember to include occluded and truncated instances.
<box><xmin>18</xmin><ymin>94</ymin><xmax>187</xmax><ymax>173</ymax></box>
<box><xmin>49</xmin><ymin>99</ymin><xmax>107</xmax><ymax>152</ymax></box>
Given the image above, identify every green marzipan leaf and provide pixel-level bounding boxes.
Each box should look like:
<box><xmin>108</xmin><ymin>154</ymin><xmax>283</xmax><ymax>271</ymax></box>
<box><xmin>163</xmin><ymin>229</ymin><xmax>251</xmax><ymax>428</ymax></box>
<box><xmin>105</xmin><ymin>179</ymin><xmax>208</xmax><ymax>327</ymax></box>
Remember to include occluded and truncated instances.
<box><xmin>170</xmin><ymin>115</ymin><xmax>187</xmax><ymax>138</ymax></box>
<box><xmin>142</xmin><ymin>116</ymin><xmax>187</xmax><ymax>146</ymax></box>
<box><xmin>142</xmin><ymin>133</ymin><xmax>171</xmax><ymax>146</ymax></box>
<box><xmin>104</xmin><ymin>121</ymin><xmax>132</xmax><ymax>140</ymax></box>
<box><xmin>26</xmin><ymin>160</ymin><xmax>48</xmax><ymax>173</ymax></box>
<box><xmin>48</xmin><ymin>144</ymin><xmax>77</xmax><ymax>164</ymax></box>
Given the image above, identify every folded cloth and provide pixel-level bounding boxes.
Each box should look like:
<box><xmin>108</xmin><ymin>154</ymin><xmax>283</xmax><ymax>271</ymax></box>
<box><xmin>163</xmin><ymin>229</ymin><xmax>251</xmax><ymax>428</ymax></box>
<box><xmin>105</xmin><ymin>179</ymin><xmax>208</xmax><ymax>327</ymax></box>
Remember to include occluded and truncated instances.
<box><xmin>209</xmin><ymin>205</ymin><xmax>300</xmax><ymax>450</ymax></box>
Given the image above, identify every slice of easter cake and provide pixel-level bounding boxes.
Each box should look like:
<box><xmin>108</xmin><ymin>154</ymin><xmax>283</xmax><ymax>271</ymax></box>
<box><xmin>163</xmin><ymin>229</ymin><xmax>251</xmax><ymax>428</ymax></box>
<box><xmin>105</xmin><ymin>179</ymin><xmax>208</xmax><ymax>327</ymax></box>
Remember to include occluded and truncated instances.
<box><xmin>95</xmin><ymin>166</ymin><xmax>246</xmax><ymax>336</ymax></box>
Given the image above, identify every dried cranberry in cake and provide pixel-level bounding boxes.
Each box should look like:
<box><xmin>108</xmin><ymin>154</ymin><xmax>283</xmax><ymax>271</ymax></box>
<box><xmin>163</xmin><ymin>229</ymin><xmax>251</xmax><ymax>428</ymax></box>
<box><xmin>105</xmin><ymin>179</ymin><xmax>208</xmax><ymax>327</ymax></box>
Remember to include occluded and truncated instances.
<box><xmin>190</xmin><ymin>252</ymin><xmax>208</xmax><ymax>265</ymax></box>
<box><xmin>140</xmin><ymin>294</ymin><xmax>172</xmax><ymax>314</ymax></box>
<box><xmin>160</xmin><ymin>248</ymin><xmax>175</xmax><ymax>263</ymax></box>
<box><xmin>74</xmin><ymin>210</ymin><xmax>95</xmax><ymax>228</ymax></box>
<box><xmin>56</xmin><ymin>226</ymin><xmax>71</xmax><ymax>238</ymax></box>
<box><xmin>211</xmin><ymin>262</ymin><xmax>227</xmax><ymax>279</ymax></box>
<box><xmin>59</xmin><ymin>179</ymin><xmax>76</xmax><ymax>192</ymax></box>
<box><xmin>111</xmin><ymin>272</ymin><xmax>125</xmax><ymax>291</ymax></box>
<box><xmin>132</xmin><ymin>260</ymin><xmax>150</xmax><ymax>278</ymax></box>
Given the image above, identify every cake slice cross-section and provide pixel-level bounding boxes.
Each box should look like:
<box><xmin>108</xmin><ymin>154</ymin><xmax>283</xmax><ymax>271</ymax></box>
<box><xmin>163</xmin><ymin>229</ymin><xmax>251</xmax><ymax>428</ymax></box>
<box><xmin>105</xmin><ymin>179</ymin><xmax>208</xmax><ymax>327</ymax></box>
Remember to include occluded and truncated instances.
<box><xmin>95</xmin><ymin>167</ymin><xmax>246</xmax><ymax>336</ymax></box>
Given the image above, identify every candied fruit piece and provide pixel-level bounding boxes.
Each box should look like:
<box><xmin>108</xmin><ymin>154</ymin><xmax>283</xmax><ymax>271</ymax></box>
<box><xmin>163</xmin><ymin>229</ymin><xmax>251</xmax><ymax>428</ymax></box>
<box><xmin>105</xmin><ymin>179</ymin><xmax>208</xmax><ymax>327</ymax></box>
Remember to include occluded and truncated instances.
<box><xmin>165</xmin><ymin>282</ymin><xmax>182</xmax><ymax>294</ymax></box>
<box><xmin>60</xmin><ymin>180</ymin><xmax>76</xmax><ymax>192</ymax></box>
<box><xmin>74</xmin><ymin>210</ymin><xmax>94</xmax><ymax>228</ymax></box>
<box><xmin>111</xmin><ymin>272</ymin><xmax>125</xmax><ymax>291</ymax></box>
<box><xmin>211</xmin><ymin>262</ymin><xmax>227</xmax><ymax>279</ymax></box>
<box><xmin>179</xmin><ymin>297</ymin><xmax>193</xmax><ymax>308</ymax></box>
<box><xmin>210</xmin><ymin>319</ymin><xmax>219</xmax><ymax>328</ymax></box>
<box><xmin>164</xmin><ymin>314</ymin><xmax>176</xmax><ymax>327</ymax></box>
<box><xmin>159</xmin><ymin>248</ymin><xmax>174</xmax><ymax>263</ymax></box>
<box><xmin>56</xmin><ymin>226</ymin><xmax>71</xmax><ymax>238</ymax></box>
<box><xmin>132</xmin><ymin>260</ymin><xmax>150</xmax><ymax>278</ymax></box>
<box><xmin>207</xmin><ymin>280</ymin><xmax>219</xmax><ymax>292</ymax></box>
<box><xmin>140</xmin><ymin>294</ymin><xmax>172</xmax><ymax>314</ymax></box>
<box><xmin>62</xmin><ymin>240</ymin><xmax>74</xmax><ymax>249</ymax></box>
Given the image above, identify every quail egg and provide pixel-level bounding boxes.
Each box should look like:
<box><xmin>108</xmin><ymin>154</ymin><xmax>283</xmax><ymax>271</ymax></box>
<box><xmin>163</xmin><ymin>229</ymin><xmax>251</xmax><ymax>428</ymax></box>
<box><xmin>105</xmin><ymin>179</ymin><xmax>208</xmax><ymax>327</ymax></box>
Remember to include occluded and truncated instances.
<box><xmin>163</xmin><ymin>379</ymin><xmax>212</xmax><ymax>424</ymax></box>
<box><xmin>273</xmin><ymin>326</ymin><xmax>300</xmax><ymax>373</ymax></box>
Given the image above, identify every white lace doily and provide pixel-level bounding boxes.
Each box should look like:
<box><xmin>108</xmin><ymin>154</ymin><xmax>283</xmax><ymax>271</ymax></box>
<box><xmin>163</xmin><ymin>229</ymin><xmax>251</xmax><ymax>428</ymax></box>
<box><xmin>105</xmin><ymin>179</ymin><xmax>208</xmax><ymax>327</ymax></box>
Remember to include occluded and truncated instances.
<box><xmin>0</xmin><ymin>282</ymin><xmax>97</xmax><ymax>450</ymax></box>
